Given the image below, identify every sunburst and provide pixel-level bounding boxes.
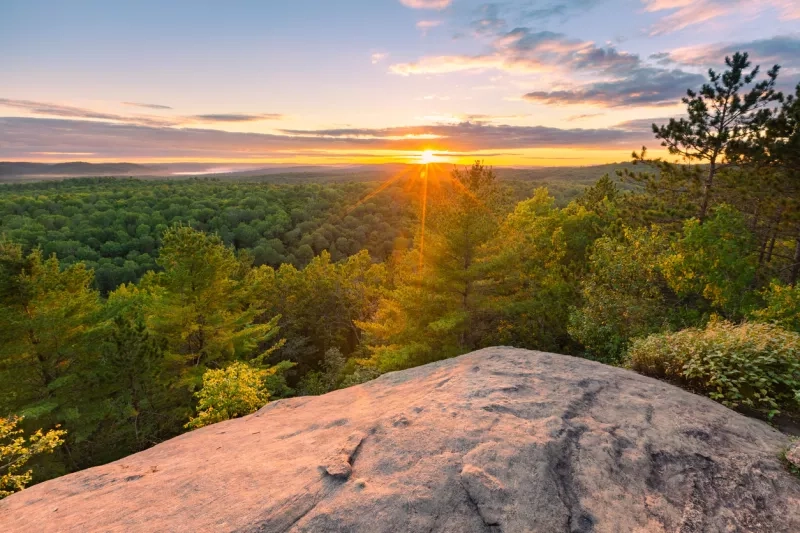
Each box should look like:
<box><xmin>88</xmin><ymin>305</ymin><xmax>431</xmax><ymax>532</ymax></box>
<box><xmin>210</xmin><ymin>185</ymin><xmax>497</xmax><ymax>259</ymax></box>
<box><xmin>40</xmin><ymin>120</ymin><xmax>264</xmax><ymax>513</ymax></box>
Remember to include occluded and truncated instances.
<box><xmin>419</xmin><ymin>150</ymin><xmax>438</xmax><ymax>165</ymax></box>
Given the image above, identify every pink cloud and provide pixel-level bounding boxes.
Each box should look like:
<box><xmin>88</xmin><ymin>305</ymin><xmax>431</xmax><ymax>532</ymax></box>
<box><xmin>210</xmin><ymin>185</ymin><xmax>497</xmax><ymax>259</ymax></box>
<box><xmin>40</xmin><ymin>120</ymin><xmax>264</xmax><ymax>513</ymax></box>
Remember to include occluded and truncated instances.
<box><xmin>399</xmin><ymin>0</ymin><xmax>451</xmax><ymax>10</ymax></box>
<box><xmin>643</xmin><ymin>0</ymin><xmax>800</xmax><ymax>35</ymax></box>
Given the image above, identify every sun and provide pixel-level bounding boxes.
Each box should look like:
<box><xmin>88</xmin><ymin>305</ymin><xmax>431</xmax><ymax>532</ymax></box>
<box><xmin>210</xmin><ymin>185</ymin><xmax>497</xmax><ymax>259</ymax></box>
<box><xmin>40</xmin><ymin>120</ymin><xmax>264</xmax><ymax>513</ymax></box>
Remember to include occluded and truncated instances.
<box><xmin>419</xmin><ymin>149</ymin><xmax>438</xmax><ymax>165</ymax></box>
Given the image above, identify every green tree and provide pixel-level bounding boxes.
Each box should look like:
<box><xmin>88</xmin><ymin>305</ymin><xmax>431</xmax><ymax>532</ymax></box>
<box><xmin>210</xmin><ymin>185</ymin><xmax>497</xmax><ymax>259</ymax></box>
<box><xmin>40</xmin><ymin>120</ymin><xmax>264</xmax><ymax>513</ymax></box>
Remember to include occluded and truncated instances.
<box><xmin>0</xmin><ymin>241</ymin><xmax>100</xmax><ymax>459</ymax></box>
<box><xmin>649</xmin><ymin>52</ymin><xmax>781</xmax><ymax>222</ymax></box>
<box><xmin>568</xmin><ymin>225</ymin><xmax>674</xmax><ymax>362</ymax></box>
<box><xmin>661</xmin><ymin>206</ymin><xmax>757</xmax><ymax>317</ymax></box>
<box><xmin>483</xmin><ymin>188</ymin><xmax>602</xmax><ymax>352</ymax></box>
<box><xmin>358</xmin><ymin>162</ymin><xmax>502</xmax><ymax>371</ymax></box>
<box><xmin>143</xmin><ymin>226</ymin><xmax>282</xmax><ymax>395</ymax></box>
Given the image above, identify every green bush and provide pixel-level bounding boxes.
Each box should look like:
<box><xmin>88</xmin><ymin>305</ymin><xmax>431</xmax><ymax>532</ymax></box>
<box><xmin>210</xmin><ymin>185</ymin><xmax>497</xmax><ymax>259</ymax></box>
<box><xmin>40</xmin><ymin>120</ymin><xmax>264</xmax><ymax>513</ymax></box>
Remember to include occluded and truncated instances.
<box><xmin>751</xmin><ymin>282</ymin><xmax>800</xmax><ymax>333</ymax></box>
<box><xmin>627</xmin><ymin>320</ymin><xmax>800</xmax><ymax>413</ymax></box>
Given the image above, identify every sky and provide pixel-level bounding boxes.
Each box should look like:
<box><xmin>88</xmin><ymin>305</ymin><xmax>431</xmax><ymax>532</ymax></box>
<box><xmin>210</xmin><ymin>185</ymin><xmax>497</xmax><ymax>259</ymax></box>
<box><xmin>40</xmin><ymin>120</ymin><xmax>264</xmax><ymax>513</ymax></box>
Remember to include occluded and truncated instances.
<box><xmin>1</xmin><ymin>0</ymin><xmax>799</xmax><ymax>167</ymax></box>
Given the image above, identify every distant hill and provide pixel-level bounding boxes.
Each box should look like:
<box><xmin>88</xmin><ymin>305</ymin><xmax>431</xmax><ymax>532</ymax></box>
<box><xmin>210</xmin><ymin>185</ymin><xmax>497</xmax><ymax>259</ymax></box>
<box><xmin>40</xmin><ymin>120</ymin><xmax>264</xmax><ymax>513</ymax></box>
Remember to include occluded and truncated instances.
<box><xmin>494</xmin><ymin>163</ymin><xmax>637</xmax><ymax>183</ymax></box>
<box><xmin>0</xmin><ymin>161</ymin><xmax>639</xmax><ymax>189</ymax></box>
<box><xmin>0</xmin><ymin>161</ymin><xmax>155</xmax><ymax>177</ymax></box>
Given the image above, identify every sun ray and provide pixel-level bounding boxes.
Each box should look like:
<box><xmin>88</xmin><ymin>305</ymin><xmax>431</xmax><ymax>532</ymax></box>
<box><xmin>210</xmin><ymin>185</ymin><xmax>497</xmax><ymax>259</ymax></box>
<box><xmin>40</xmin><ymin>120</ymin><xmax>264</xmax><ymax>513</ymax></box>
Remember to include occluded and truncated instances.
<box><xmin>418</xmin><ymin>163</ymin><xmax>429</xmax><ymax>273</ymax></box>
<box><xmin>343</xmin><ymin>165</ymin><xmax>416</xmax><ymax>216</ymax></box>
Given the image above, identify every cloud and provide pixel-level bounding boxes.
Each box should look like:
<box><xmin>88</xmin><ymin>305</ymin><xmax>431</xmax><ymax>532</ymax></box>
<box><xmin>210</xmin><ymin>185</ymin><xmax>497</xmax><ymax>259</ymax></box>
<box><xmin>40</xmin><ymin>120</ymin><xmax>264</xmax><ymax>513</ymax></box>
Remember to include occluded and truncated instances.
<box><xmin>521</xmin><ymin>0</ymin><xmax>603</xmax><ymax>23</ymax></box>
<box><xmin>642</xmin><ymin>0</ymin><xmax>800</xmax><ymax>36</ymax></box>
<box><xmin>1</xmin><ymin>116</ymin><xmax>655</xmax><ymax>161</ymax></box>
<box><xmin>469</xmin><ymin>1</ymin><xmax>602</xmax><ymax>37</ymax></box>
<box><xmin>1</xmin><ymin>98</ymin><xmax>131</xmax><ymax>121</ymax></box>
<box><xmin>566</xmin><ymin>113</ymin><xmax>605</xmax><ymax>121</ymax></box>
<box><xmin>666</xmin><ymin>35</ymin><xmax>800</xmax><ymax>72</ymax></box>
<box><xmin>471</xmin><ymin>3</ymin><xmax>507</xmax><ymax>36</ymax></box>
<box><xmin>612</xmin><ymin>117</ymin><xmax>678</xmax><ymax>131</ymax></box>
<box><xmin>188</xmin><ymin>113</ymin><xmax>284</xmax><ymax>122</ymax></box>
<box><xmin>0</xmin><ymin>98</ymin><xmax>284</xmax><ymax>126</ymax></box>
<box><xmin>0</xmin><ymin>98</ymin><xmax>175</xmax><ymax>126</ymax></box>
<box><xmin>522</xmin><ymin>68</ymin><xmax>705</xmax><ymax>107</ymax></box>
<box><xmin>371</xmin><ymin>52</ymin><xmax>388</xmax><ymax>64</ymax></box>
<box><xmin>417</xmin><ymin>112</ymin><xmax>530</xmax><ymax>124</ymax></box>
<box><xmin>122</xmin><ymin>102</ymin><xmax>173</xmax><ymax>110</ymax></box>
<box><xmin>390</xmin><ymin>28</ymin><xmax>639</xmax><ymax>76</ymax></box>
<box><xmin>416</xmin><ymin>19</ymin><xmax>443</xmax><ymax>31</ymax></box>
<box><xmin>461</xmin><ymin>113</ymin><xmax>530</xmax><ymax>123</ymax></box>
<box><xmin>399</xmin><ymin>0</ymin><xmax>451</xmax><ymax>9</ymax></box>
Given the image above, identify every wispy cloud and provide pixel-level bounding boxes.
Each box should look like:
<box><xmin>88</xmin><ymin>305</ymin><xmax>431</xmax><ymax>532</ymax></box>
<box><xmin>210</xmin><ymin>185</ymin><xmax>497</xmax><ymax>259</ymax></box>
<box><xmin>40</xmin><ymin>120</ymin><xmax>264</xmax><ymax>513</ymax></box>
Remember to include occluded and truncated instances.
<box><xmin>471</xmin><ymin>3</ymin><xmax>506</xmax><ymax>36</ymax></box>
<box><xmin>122</xmin><ymin>101</ymin><xmax>173</xmax><ymax>110</ymax></box>
<box><xmin>416</xmin><ymin>19</ymin><xmax>442</xmax><ymax>34</ymax></box>
<box><xmin>371</xmin><ymin>52</ymin><xmax>388</xmax><ymax>64</ymax></box>
<box><xmin>1</xmin><ymin>116</ymin><xmax>654</xmax><ymax>161</ymax></box>
<box><xmin>390</xmin><ymin>28</ymin><xmax>639</xmax><ymax>76</ymax></box>
<box><xmin>642</xmin><ymin>0</ymin><xmax>800</xmax><ymax>36</ymax></box>
<box><xmin>522</xmin><ymin>68</ymin><xmax>705</xmax><ymax>107</ymax></box>
<box><xmin>399</xmin><ymin>0</ymin><xmax>452</xmax><ymax>10</ymax></box>
<box><xmin>416</xmin><ymin>112</ymin><xmax>530</xmax><ymax>124</ymax></box>
<box><xmin>612</xmin><ymin>117</ymin><xmax>677</xmax><ymax>131</ymax></box>
<box><xmin>0</xmin><ymin>98</ymin><xmax>174</xmax><ymax>126</ymax></box>
<box><xmin>0</xmin><ymin>98</ymin><xmax>285</xmax><ymax>126</ymax></box>
<box><xmin>188</xmin><ymin>113</ymin><xmax>284</xmax><ymax>122</ymax></box>
<box><xmin>665</xmin><ymin>35</ymin><xmax>800</xmax><ymax>73</ymax></box>
<box><xmin>567</xmin><ymin>113</ymin><xmax>605</xmax><ymax>121</ymax></box>
<box><xmin>522</xmin><ymin>0</ymin><xmax>603</xmax><ymax>23</ymax></box>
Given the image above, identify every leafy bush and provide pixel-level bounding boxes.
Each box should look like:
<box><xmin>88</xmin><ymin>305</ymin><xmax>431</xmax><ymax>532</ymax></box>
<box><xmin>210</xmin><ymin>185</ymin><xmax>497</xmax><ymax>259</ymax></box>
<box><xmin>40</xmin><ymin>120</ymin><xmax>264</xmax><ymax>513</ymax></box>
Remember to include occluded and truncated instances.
<box><xmin>627</xmin><ymin>320</ymin><xmax>800</xmax><ymax>413</ymax></box>
<box><xmin>752</xmin><ymin>282</ymin><xmax>800</xmax><ymax>333</ymax></box>
<box><xmin>568</xmin><ymin>226</ymin><xmax>673</xmax><ymax>363</ymax></box>
<box><xmin>1</xmin><ymin>416</ymin><xmax>66</xmax><ymax>498</ymax></box>
<box><xmin>186</xmin><ymin>361</ymin><xmax>292</xmax><ymax>429</ymax></box>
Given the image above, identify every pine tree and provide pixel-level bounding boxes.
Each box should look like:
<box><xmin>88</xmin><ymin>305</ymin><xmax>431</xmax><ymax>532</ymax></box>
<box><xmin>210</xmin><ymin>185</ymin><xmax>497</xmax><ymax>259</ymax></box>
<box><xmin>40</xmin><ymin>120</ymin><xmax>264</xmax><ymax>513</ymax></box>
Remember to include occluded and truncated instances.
<box><xmin>358</xmin><ymin>162</ymin><xmax>502</xmax><ymax>370</ymax></box>
<box><xmin>144</xmin><ymin>226</ymin><xmax>282</xmax><ymax>393</ymax></box>
<box><xmin>650</xmin><ymin>52</ymin><xmax>781</xmax><ymax>222</ymax></box>
<box><xmin>0</xmin><ymin>242</ymin><xmax>100</xmax><ymax>432</ymax></box>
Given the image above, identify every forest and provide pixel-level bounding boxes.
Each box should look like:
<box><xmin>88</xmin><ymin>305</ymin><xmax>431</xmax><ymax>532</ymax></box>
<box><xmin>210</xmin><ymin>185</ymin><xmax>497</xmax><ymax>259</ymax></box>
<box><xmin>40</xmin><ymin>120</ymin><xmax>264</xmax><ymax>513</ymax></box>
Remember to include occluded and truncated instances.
<box><xmin>2</xmin><ymin>52</ymin><xmax>800</xmax><ymax>495</ymax></box>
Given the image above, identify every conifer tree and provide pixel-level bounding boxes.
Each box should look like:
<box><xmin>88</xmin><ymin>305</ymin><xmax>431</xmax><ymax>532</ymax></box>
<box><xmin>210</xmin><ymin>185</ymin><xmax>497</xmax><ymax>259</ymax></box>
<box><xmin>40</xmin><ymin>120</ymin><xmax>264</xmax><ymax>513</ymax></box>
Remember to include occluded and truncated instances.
<box><xmin>650</xmin><ymin>52</ymin><xmax>781</xmax><ymax>222</ymax></box>
<box><xmin>143</xmin><ymin>226</ymin><xmax>282</xmax><ymax>392</ymax></box>
<box><xmin>358</xmin><ymin>162</ymin><xmax>501</xmax><ymax>370</ymax></box>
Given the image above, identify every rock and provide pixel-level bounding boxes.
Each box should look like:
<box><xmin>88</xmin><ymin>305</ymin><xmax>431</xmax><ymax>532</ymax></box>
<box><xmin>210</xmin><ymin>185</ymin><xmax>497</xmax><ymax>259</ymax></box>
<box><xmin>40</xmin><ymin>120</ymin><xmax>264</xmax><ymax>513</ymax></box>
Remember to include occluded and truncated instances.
<box><xmin>788</xmin><ymin>441</ymin><xmax>800</xmax><ymax>469</ymax></box>
<box><xmin>2</xmin><ymin>347</ymin><xmax>799</xmax><ymax>532</ymax></box>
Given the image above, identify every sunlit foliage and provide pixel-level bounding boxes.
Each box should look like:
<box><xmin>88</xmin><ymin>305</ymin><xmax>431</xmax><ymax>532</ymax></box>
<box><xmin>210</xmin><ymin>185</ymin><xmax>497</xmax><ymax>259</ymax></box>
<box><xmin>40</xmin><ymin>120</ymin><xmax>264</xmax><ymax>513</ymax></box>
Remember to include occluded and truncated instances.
<box><xmin>0</xmin><ymin>416</ymin><xmax>65</xmax><ymax>498</ymax></box>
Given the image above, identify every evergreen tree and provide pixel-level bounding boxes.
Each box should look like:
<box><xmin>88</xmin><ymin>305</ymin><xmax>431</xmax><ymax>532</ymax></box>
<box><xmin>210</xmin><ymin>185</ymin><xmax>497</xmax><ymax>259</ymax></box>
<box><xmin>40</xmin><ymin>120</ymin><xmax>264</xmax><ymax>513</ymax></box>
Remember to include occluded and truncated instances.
<box><xmin>647</xmin><ymin>52</ymin><xmax>781</xmax><ymax>222</ymax></box>
<box><xmin>143</xmin><ymin>226</ymin><xmax>282</xmax><ymax>396</ymax></box>
<box><xmin>0</xmin><ymin>241</ymin><xmax>100</xmax><ymax>473</ymax></box>
<box><xmin>358</xmin><ymin>162</ymin><xmax>501</xmax><ymax>370</ymax></box>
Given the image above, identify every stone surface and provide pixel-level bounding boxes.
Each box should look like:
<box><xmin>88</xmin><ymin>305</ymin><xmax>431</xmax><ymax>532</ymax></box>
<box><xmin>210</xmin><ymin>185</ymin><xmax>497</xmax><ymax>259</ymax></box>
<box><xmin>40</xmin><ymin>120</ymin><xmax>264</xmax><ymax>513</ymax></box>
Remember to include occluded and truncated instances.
<box><xmin>788</xmin><ymin>441</ymin><xmax>800</xmax><ymax>469</ymax></box>
<box><xmin>3</xmin><ymin>347</ymin><xmax>799</xmax><ymax>532</ymax></box>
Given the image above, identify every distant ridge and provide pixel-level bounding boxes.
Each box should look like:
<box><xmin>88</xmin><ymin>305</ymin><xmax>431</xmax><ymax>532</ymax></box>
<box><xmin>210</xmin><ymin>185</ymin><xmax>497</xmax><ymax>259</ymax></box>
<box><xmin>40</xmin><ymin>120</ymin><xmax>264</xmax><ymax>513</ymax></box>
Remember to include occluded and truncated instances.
<box><xmin>0</xmin><ymin>161</ymin><xmax>637</xmax><ymax>186</ymax></box>
<box><xmin>0</xmin><ymin>161</ymin><xmax>154</xmax><ymax>177</ymax></box>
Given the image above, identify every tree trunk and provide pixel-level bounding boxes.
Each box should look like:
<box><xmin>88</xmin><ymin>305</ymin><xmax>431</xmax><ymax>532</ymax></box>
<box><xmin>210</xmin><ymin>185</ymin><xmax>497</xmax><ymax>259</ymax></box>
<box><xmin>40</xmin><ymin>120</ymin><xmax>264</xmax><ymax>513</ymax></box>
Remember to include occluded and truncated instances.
<box><xmin>698</xmin><ymin>159</ymin><xmax>716</xmax><ymax>223</ymax></box>
<box><xmin>749</xmin><ymin>199</ymin><xmax>760</xmax><ymax>233</ymax></box>
<box><xmin>790</xmin><ymin>237</ymin><xmax>800</xmax><ymax>287</ymax></box>
<box><xmin>766</xmin><ymin>206</ymin><xmax>783</xmax><ymax>263</ymax></box>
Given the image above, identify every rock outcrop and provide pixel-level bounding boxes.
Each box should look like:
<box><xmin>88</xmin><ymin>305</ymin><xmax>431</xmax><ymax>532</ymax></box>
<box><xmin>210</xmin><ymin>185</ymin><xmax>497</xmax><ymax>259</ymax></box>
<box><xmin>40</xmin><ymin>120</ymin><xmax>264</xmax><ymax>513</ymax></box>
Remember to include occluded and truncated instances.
<box><xmin>3</xmin><ymin>348</ymin><xmax>799</xmax><ymax>532</ymax></box>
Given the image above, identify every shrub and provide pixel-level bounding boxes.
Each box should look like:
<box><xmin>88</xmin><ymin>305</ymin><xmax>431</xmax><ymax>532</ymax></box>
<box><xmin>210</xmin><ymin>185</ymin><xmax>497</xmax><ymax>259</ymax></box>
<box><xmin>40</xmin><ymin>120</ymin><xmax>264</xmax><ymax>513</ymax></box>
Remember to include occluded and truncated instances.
<box><xmin>186</xmin><ymin>361</ymin><xmax>292</xmax><ymax>429</ymax></box>
<box><xmin>1</xmin><ymin>416</ymin><xmax>66</xmax><ymax>498</ymax></box>
<box><xmin>751</xmin><ymin>282</ymin><xmax>800</xmax><ymax>333</ymax></box>
<box><xmin>627</xmin><ymin>320</ymin><xmax>800</xmax><ymax>413</ymax></box>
